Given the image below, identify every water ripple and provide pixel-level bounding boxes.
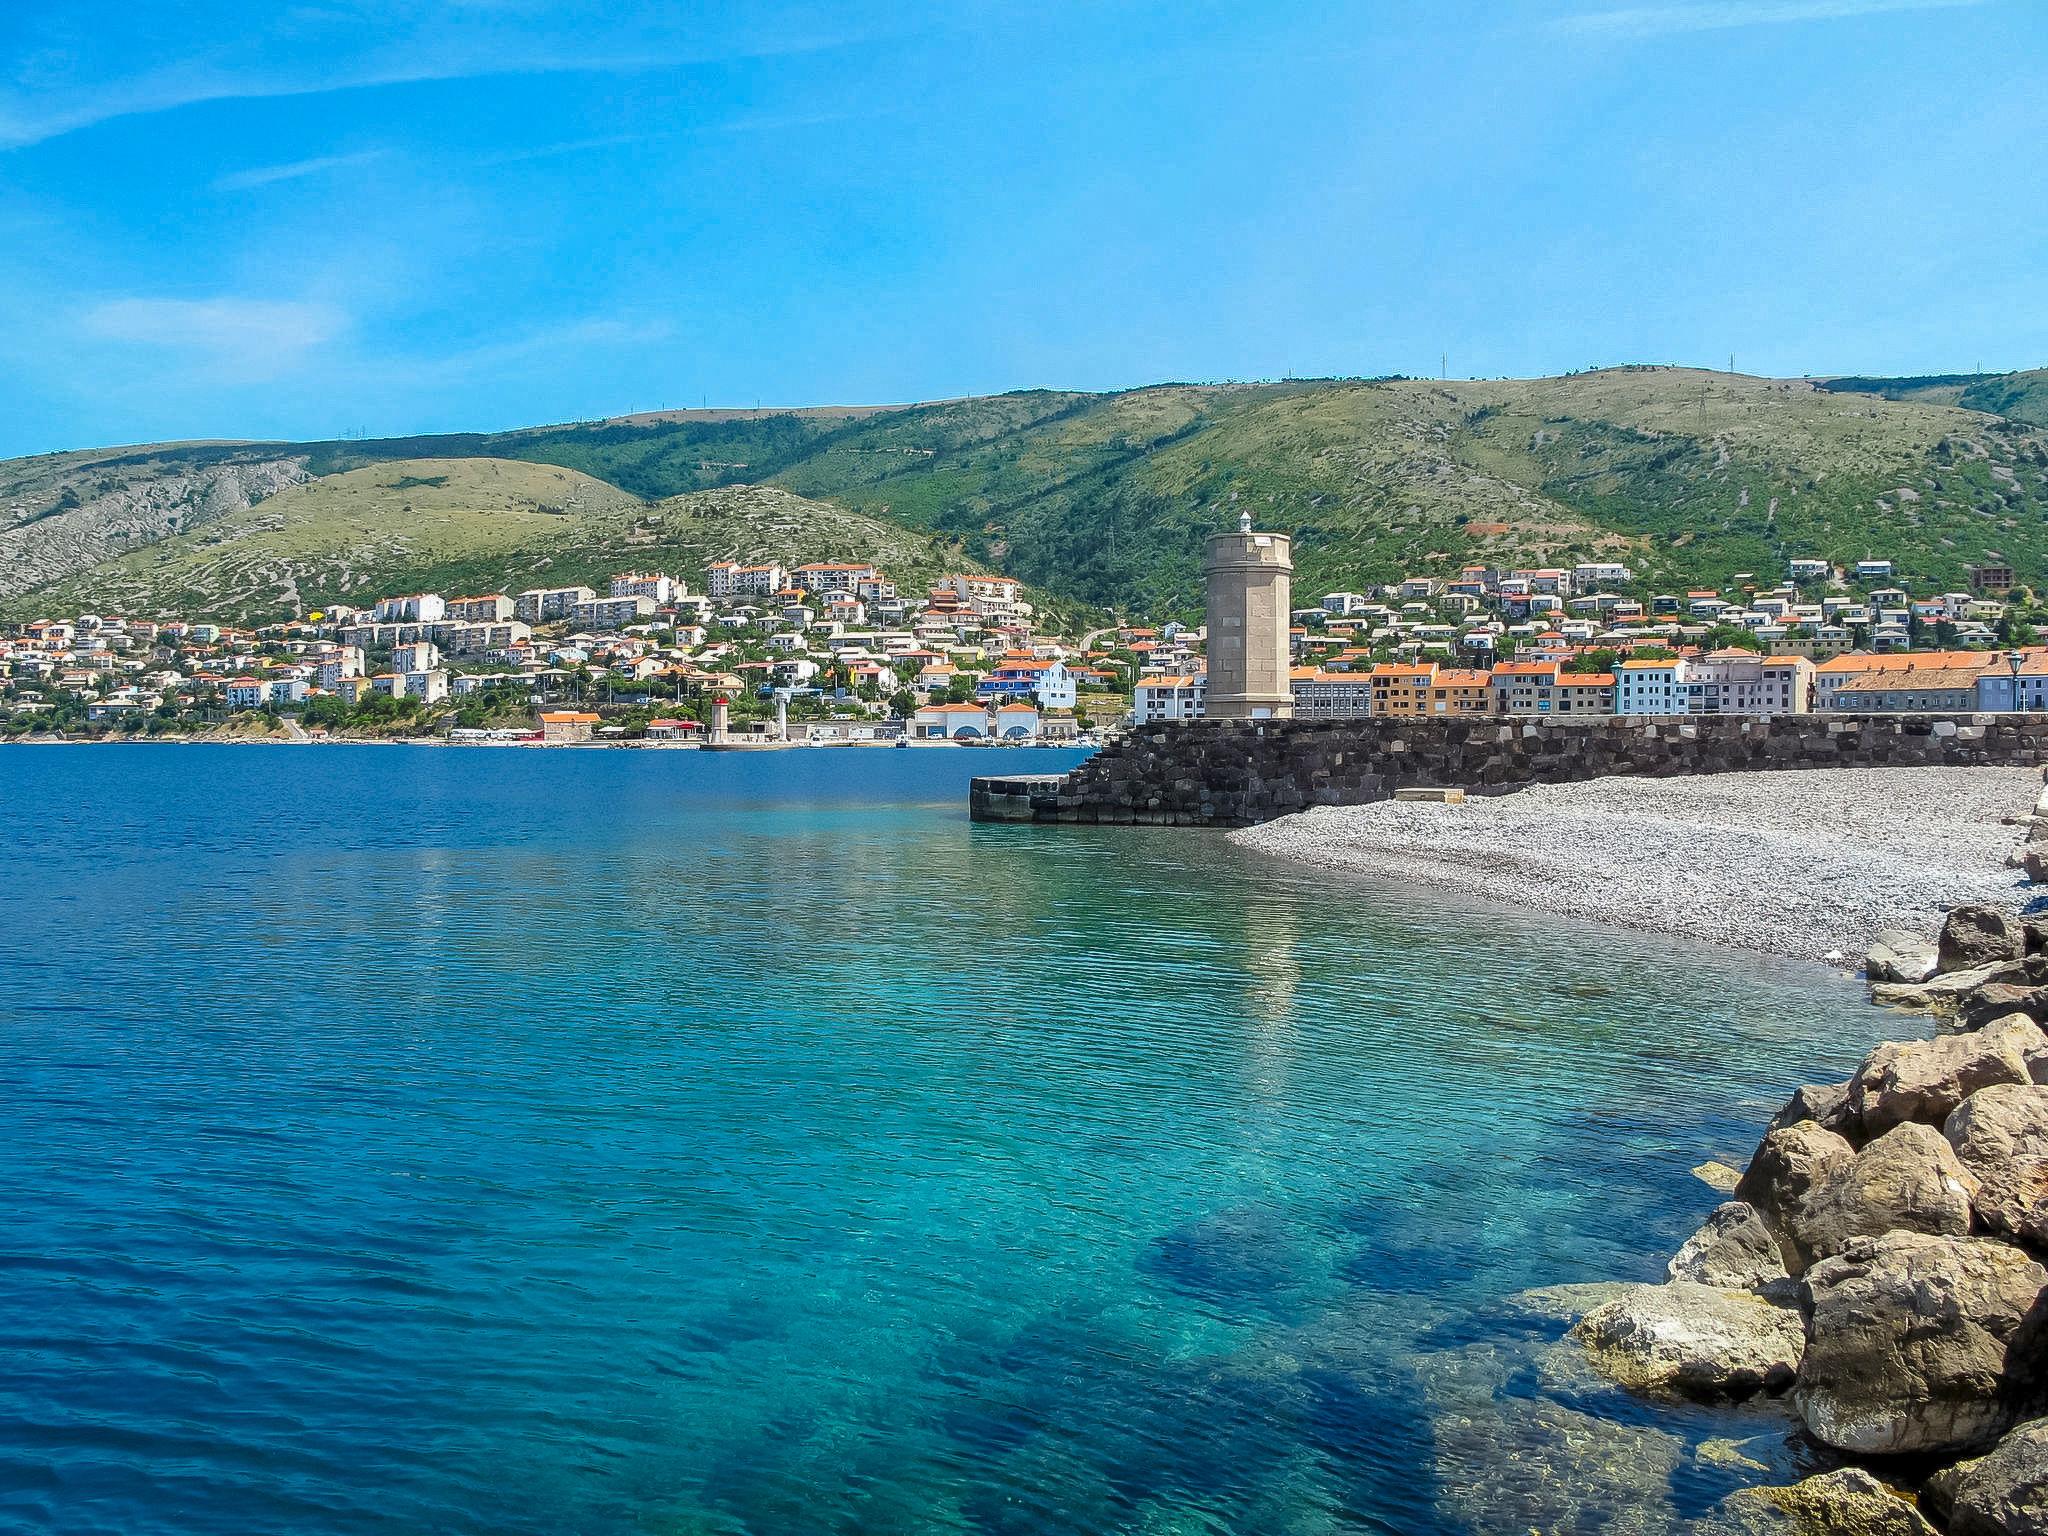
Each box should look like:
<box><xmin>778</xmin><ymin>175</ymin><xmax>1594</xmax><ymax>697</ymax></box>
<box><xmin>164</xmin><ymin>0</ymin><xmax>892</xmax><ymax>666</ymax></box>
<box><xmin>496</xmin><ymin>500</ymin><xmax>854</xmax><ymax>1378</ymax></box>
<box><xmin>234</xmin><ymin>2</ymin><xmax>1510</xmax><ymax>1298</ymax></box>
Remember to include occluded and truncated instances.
<box><xmin>0</xmin><ymin>744</ymin><xmax>1893</xmax><ymax>1535</ymax></box>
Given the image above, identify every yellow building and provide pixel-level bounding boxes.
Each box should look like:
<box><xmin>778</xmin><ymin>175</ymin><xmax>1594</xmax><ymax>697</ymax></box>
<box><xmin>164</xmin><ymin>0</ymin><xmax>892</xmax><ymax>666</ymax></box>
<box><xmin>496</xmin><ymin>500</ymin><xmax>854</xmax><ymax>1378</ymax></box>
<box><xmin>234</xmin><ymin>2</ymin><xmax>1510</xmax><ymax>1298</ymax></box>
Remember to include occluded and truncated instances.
<box><xmin>1427</xmin><ymin>668</ymin><xmax>1494</xmax><ymax>715</ymax></box>
<box><xmin>1369</xmin><ymin>661</ymin><xmax>1437</xmax><ymax>716</ymax></box>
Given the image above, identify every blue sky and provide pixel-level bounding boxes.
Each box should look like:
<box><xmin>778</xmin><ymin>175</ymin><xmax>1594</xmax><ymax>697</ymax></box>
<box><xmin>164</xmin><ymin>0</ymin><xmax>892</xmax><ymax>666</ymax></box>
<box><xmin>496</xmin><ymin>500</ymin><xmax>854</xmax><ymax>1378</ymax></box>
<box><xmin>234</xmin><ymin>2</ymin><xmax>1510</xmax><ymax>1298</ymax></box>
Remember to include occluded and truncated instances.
<box><xmin>0</xmin><ymin>0</ymin><xmax>2041</xmax><ymax>456</ymax></box>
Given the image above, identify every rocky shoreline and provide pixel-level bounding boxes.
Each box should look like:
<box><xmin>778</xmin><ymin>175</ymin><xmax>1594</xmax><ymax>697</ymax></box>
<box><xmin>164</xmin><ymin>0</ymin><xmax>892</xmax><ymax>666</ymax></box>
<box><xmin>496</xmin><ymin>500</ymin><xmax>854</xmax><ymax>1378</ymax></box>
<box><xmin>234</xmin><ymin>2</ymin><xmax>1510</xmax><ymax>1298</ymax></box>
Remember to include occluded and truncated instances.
<box><xmin>1538</xmin><ymin>807</ymin><xmax>2048</xmax><ymax>1532</ymax></box>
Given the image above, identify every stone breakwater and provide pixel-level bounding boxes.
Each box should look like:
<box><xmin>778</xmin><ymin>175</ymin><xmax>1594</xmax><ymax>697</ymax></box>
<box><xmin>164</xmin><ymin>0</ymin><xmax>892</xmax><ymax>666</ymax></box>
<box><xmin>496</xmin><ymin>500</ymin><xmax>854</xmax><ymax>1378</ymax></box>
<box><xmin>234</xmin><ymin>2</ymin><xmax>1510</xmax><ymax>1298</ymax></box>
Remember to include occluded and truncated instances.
<box><xmin>970</xmin><ymin>714</ymin><xmax>2048</xmax><ymax>828</ymax></box>
<box><xmin>1544</xmin><ymin>888</ymin><xmax>2048</xmax><ymax>1535</ymax></box>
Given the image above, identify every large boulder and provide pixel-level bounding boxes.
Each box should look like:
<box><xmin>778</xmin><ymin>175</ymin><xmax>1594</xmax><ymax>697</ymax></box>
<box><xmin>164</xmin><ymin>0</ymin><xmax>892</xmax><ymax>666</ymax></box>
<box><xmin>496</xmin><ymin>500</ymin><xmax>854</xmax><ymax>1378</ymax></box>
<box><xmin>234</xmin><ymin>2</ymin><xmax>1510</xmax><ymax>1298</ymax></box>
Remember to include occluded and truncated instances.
<box><xmin>1847</xmin><ymin>1015</ymin><xmax>2044</xmax><ymax>1138</ymax></box>
<box><xmin>1801</xmin><ymin>1122</ymin><xmax>1979</xmax><ymax>1260</ymax></box>
<box><xmin>1947</xmin><ymin>1084</ymin><xmax>2048</xmax><ymax>1250</ymax></box>
<box><xmin>1872</xmin><ymin>962</ymin><xmax>2026</xmax><ymax>1015</ymax></box>
<box><xmin>1794</xmin><ymin>1231</ymin><xmax>2048</xmax><ymax>1456</ymax></box>
<box><xmin>1570</xmin><ymin>1280</ymin><xmax>1803</xmax><ymax>1398</ymax></box>
<box><xmin>1924</xmin><ymin>1417</ymin><xmax>2048</xmax><ymax>1536</ymax></box>
<box><xmin>1943</xmin><ymin>905</ymin><xmax>2026</xmax><ymax>972</ymax></box>
<box><xmin>1959</xmin><ymin>983</ymin><xmax>2048</xmax><ymax>1032</ymax></box>
<box><xmin>1868</xmin><ymin>930</ymin><xmax>1940</xmax><ymax>985</ymax></box>
<box><xmin>1669</xmin><ymin>1201</ymin><xmax>1791</xmax><ymax>1292</ymax></box>
<box><xmin>1724</xmin><ymin>1467</ymin><xmax>1937</xmax><ymax>1536</ymax></box>
<box><xmin>1736</xmin><ymin>1121</ymin><xmax>1856</xmax><ymax>1273</ymax></box>
<box><xmin>1767</xmin><ymin>1079</ymin><xmax>1859</xmax><ymax>1140</ymax></box>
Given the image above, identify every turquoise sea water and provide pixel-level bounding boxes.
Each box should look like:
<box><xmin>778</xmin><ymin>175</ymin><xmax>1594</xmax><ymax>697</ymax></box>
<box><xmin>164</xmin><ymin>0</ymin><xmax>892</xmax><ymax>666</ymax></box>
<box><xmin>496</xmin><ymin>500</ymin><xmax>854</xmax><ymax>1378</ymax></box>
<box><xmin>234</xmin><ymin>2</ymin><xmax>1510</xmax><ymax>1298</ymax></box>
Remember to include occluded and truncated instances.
<box><xmin>0</xmin><ymin>744</ymin><xmax>1897</xmax><ymax>1535</ymax></box>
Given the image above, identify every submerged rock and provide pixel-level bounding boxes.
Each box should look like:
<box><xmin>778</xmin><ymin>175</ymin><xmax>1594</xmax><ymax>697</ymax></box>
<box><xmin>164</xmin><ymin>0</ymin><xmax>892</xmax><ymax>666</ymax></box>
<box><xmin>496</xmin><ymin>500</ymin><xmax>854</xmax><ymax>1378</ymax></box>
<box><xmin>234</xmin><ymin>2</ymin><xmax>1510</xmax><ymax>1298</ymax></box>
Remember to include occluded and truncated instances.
<box><xmin>1504</xmin><ymin>1280</ymin><xmax>1638</xmax><ymax>1322</ymax></box>
<box><xmin>1668</xmin><ymin>1202</ymin><xmax>1790</xmax><ymax>1292</ymax></box>
<box><xmin>1570</xmin><ymin>1281</ymin><xmax>1802</xmax><ymax>1399</ymax></box>
<box><xmin>1695</xmin><ymin>1160</ymin><xmax>1745</xmax><ymax>1194</ymax></box>
<box><xmin>1420</xmin><ymin>1338</ymin><xmax>1689</xmax><ymax>1536</ymax></box>
<box><xmin>1868</xmin><ymin>931</ymin><xmax>1940</xmax><ymax>985</ymax></box>
<box><xmin>1847</xmin><ymin>1016</ymin><xmax>2043</xmax><ymax>1138</ymax></box>
<box><xmin>1942</xmin><ymin>905</ymin><xmax>2025</xmax><ymax>972</ymax></box>
<box><xmin>1923</xmin><ymin>1417</ymin><xmax>2048</xmax><ymax>1536</ymax></box>
<box><xmin>1793</xmin><ymin>1232</ymin><xmax>2048</xmax><ymax>1457</ymax></box>
<box><xmin>1722</xmin><ymin>1467</ymin><xmax>1935</xmax><ymax>1536</ymax></box>
<box><xmin>1946</xmin><ymin>1084</ymin><xmax>2048</xmax><ymax>1250</ymax></box>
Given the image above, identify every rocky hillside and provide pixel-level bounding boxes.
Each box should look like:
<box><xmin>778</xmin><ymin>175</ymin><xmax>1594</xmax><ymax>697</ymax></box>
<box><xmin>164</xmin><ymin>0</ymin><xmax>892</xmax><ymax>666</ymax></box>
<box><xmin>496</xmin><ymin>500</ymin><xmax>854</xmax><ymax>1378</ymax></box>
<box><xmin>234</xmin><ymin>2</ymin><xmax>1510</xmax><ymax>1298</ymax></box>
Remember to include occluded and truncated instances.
<box><xmin>0</xmin><ymin>445</ymin><xmax>309</xmax><ymax>597</ymax></box>
<box><xmin>7</xmin><ymin>458</ymin><xmax>1008</xmax><ymax>626</ymax></box>
<box><xmin>6</xmin><ymin>365</ymin><xmax>2048</xmax><ymax>621</ymax></box>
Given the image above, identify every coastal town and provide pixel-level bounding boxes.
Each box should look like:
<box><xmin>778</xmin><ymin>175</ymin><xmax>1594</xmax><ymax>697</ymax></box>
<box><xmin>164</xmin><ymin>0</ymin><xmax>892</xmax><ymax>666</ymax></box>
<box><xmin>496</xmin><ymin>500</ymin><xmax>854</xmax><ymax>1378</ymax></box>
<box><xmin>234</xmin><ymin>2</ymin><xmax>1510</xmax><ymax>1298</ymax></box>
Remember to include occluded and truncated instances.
<box><xmin>5</xmin><ymin>548</ymin><xmax>2048</xmax><ymax>744</ymax></box>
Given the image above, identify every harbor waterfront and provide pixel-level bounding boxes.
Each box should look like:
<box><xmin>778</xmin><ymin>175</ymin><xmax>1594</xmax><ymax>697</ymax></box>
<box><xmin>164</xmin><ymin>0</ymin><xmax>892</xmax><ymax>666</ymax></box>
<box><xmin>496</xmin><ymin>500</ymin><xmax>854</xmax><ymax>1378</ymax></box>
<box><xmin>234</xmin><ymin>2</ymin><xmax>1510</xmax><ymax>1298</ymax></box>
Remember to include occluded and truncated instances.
<box><xmin>2</xmin><ymin>742</ymin><xmax>1917</xmax><ymax>1535</ymax></box>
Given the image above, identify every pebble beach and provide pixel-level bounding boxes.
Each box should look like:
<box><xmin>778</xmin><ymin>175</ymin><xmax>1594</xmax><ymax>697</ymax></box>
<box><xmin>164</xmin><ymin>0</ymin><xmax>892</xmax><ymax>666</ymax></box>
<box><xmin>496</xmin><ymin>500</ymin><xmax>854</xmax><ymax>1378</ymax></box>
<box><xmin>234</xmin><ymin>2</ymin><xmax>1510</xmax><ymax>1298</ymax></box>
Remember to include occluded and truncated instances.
<box><xmin>1231</xmin><ymin>765</ymin><xmax>2041</xmax><ymax>962</ymax></box>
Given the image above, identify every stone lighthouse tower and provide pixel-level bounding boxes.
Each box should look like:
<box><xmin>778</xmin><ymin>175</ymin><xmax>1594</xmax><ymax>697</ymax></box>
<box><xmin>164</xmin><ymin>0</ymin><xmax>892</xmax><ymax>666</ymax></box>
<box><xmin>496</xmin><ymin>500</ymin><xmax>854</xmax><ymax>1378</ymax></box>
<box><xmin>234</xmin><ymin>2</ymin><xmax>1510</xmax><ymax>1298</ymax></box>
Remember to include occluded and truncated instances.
<box><xmin>1203</xmin><ymin>509</ymin><xmax>1294</xmax><ymax>719</ymax></box>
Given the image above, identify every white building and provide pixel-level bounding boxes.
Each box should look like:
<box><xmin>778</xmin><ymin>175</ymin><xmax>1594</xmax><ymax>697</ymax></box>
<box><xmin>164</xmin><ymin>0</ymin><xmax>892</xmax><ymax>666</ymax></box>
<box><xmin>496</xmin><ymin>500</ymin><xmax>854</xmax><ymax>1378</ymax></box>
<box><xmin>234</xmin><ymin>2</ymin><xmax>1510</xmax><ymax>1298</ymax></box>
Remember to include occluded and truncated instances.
<box><xmin>911</xmin><ymin>701</ymin><xmax>991</xmax><ymax>739</ymax></box>
<box><xmin>792</xmin><ymin>562</ymin><xmax>880</xmax><ymax>595</ymax></box>
<box><xmin>1855</xmin><ymin>559</ymin><xmax>1895</xmax><ymax>581</ymax></box>
<box><xmin>992</xmin><ymin>701</ymin><xmax>1041</xmax><ymax>739</ymax></box>
<box><xmin>392</xmin><ymin>640</ymin><xmax>441</xmax><ymax>673</ymax></box>
<box><xmin>403</xmin><ymin>670</ymin><xmax>449</xmax><ymax>704</ymax></box>
<box><xmin>1571</xmin><ymin>561</ymin><xmax>1634</xmax><ymax>592</ymax></box>
<box><xmin>314</xmin><ymin>646</ymin><xmax>365</xmax><ymax>688</ymax></box>
<box><xmin>705</xmin><ymin>562</ymin><xmax>786</xmax><ymax>600</ymax></box>
<box><xmin>444</xmin><ymin>594</ymin><xmax>514</xmax><ymax>623</ymax></box>
<box><xmin>1133</xmin><ymin>674</ymin><xmax>1207</xmax><ymax>723</ymax></box>
<box><xmin>1682</xmin><ymin>650</ymin><xmax>1813</xmax><ymax>715</ymax></box>
<box><xmin>570</xmin><ymin>595</ymin><xmax>658</xmax><ymax>630</ymax></box>
<box><xmin>610</xmin><ymin>572</ymin><xmax>682</xmax><ymax>604</ymax></box>
<box><xmin>373</xmin><ymin>593</ymin><xmax>446</xmax><ymax>624</ymax></box>
<box><xmin>1290</xmin><ymin>669</ymin><xmax>1374</xmax><ymax>720</ymax></box>
<box><xmin>514</xmin><ymin>586</ymin><xmax>597</xmax><ymax>624</ymax></box>
<box><xmin>1789</xmin><ymin>558</ymin><xmax>1831</xmax><ymax>583</ymax></box>
<box><xmin>1614</xmin><ymin>657</ymin><xmax>1686</xmax><ymax>715</ymax></box>
<box><xmin>1321</xmin><ymin>592</ymin><xmax>1371</xmax><ymax>616</ymax></box>
<box><xmin>224</xmin><ymin>677</ymin><xmax>265</xmax><ymax>710</ymax></box>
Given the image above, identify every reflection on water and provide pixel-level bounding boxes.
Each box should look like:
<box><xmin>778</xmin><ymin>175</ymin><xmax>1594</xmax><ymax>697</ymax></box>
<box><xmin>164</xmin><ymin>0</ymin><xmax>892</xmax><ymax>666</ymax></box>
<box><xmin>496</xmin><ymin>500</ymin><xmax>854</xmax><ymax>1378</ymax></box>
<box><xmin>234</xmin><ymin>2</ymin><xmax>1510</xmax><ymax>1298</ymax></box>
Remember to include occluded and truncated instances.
<box><xmin>0</xmin><ymin>744</ymin><xmax>1889</xmax><ymax>1535</ymax></box>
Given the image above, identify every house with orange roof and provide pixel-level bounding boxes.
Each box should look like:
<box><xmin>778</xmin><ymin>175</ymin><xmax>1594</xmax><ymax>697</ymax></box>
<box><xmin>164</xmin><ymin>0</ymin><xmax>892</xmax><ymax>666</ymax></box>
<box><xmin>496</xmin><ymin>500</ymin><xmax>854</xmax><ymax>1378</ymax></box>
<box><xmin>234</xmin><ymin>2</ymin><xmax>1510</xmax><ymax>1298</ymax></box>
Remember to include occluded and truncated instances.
<box><xmin>1812</xmin><ymin>650</ymin><xmax>1989</xmax><ymax>711</ymax></box>
<box><xmin>1832</xmin><ymin>665</ymin><xmax>1987</xmax><ymax>715</ymax></box>
<box><xmin>911</xmin><ymin>701</ymin><xmax>992</xmax><ymax>739</ymax></box>
<box><xmin>1133</xmin><ymin>674</ymin><xmax>1206</xmax><ymax>724</ymax></box>
<box><xmin>1490</xmin><ymin>659</ymin><xmax>1566</xmax><ymax>716</ymax></box>
<box><xmin>1687</xmin><ymin>649</ymin><xmax>1814</xmax><ymax>714</ymax></box>
<box><xmin>538</xmin><ymin>710</ymin><xmax>601</xmax><ymax>744</ymax></box>
<box><xmin>1368</xmin><ymin>661</ymin><xmax>1437</xmax><ymax>716</ymax></box>
<box><xmin>1424</xmin><ymin>668</ymin><xmax>1493</xmax><ymax>716</ymax></box>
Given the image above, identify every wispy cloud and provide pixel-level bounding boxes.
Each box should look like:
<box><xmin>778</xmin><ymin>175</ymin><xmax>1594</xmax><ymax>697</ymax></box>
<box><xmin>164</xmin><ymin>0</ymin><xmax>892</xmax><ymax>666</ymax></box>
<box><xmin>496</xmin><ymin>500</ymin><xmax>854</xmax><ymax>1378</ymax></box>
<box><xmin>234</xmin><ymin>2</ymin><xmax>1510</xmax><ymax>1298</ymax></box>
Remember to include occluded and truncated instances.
<box><xmin>0</xmin><ymin>13</ymin><xmax>889</xmax><ymax>152</ymax></box>
<box><xmin>212</xmin><ymin>149</ymin><xmax>385</xmax><ymax>192</ymax></box>
<box><xmin>80</xmin><ymin>295</ymin><xmax>347</xmax><ymax>378</ymax></box>
<box><xmin>1559</xmin><ymin>0</ymin><xmax>1986</xmax><ymax>38</ymax></box>
<box><xmin>469</xmin><ymin>132</ymin><xmax>661</xmax><ymax>167</ymax></box>
<box><xmin>394</xmin><ymin>314</ymin><xmax>673</xmax><ymax>382</ymax></box>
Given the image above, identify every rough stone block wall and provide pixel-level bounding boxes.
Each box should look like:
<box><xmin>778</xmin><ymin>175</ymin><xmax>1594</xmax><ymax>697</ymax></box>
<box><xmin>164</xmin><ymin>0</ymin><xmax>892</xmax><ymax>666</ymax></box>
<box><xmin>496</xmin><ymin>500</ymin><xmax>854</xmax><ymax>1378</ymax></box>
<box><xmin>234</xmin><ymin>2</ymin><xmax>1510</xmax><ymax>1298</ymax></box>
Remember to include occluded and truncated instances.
<box><xmin>968</xmin><ymin>715</ymin><xmax>2048</xmax><ymax>827</ymax></box>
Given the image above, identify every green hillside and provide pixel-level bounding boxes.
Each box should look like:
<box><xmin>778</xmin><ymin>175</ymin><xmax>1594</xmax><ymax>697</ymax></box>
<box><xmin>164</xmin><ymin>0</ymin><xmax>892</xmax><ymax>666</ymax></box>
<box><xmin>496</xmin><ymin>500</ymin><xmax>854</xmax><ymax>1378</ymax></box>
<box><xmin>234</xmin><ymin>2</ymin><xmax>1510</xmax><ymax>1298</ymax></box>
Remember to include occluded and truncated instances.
<box><xmin>509</xmin><ymin>369</ymin><xmax>2048</xmax><ymax>611</ymax></box>
<box><xmin>1818</xmin><ymin>369</ymin><xmax>2048</xmax><ymax>428</ymax></box>
<box><xmin>6</xmin><ymin>365</ymin><xmax>2048</xmax><ymax>623</ymax></box>
<box><xmin>6</xmin><ymin>459</ymin><xmax>1010</xmax><ymax>626</ymax></box>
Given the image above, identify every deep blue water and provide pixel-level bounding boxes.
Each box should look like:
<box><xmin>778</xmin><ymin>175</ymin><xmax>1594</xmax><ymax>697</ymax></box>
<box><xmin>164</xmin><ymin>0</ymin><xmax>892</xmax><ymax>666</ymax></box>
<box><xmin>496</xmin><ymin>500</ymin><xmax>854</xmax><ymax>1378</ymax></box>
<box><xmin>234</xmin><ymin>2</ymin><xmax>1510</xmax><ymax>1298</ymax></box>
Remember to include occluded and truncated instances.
<box><xmin>0</xmin><ymin>743</ymin><xmax>1895</xmax><ymax>1535</ymax></box>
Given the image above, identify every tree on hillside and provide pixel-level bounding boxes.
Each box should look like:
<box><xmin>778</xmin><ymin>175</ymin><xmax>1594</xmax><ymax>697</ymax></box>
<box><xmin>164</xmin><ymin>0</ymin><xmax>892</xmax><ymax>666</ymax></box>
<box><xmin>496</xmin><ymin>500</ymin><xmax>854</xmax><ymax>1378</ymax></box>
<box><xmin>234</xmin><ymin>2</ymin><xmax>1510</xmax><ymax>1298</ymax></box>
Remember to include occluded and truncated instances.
<box><xmin>1702</xmin><ymin>624</ymin><xmax>1764</xmax><ymax>653</ymax></box>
